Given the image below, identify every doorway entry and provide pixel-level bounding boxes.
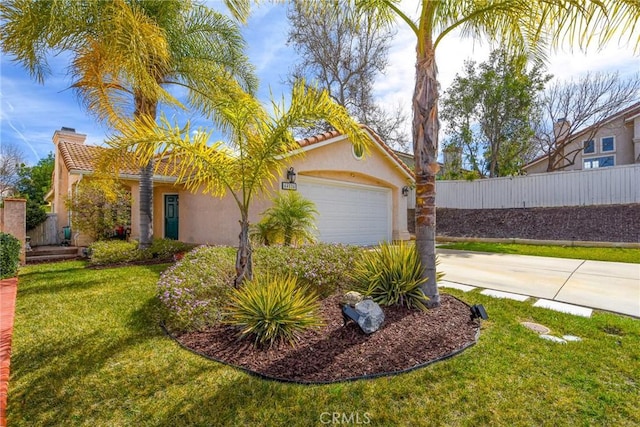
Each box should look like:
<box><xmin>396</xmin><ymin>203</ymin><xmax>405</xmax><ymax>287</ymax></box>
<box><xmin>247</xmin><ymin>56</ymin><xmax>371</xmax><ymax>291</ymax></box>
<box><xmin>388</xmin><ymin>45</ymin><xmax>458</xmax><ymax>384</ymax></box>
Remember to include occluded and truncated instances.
<box><xmin>164</xmin><ymin>195</ymin><xmax>179</xmax><ymax>240</ymax></box>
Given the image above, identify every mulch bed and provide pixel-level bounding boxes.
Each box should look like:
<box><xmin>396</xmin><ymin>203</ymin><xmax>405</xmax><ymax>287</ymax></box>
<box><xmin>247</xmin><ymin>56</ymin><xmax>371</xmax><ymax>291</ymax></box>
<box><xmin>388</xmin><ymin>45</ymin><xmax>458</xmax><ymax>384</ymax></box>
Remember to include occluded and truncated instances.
<box><xmin>437</xmin><ymin>204</ymin><xmax>640</xmax><ymax>243</ymax></box>
<box><xmin>173</xmin><ymin>294</ymin><xmax>480</xmax><ymax>383</ymax></box>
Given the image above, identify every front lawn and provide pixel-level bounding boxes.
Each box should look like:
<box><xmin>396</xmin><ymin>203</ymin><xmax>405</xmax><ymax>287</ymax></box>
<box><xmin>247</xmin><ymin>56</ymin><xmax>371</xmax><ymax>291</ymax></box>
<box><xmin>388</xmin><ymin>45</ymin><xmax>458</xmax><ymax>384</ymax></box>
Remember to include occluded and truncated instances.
<box><xmin>9</xmin><ymin>261</ymin><xmax>639</xmax><ymax>426</ymax></box>
<box><xmin>438</xmin><ymin>242</ymin><xmax>640</xmax><ymax>264</ymax></box>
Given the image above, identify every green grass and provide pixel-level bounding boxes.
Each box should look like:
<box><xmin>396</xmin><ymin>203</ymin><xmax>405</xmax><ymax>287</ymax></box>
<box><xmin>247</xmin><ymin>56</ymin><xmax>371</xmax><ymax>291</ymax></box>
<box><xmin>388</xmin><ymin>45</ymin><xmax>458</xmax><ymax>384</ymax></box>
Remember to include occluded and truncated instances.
<box><xmin>9</xmin><ymin>261</ymin><xmax>640</xmax><ymax>426</ymax></box>
<box><xmin>438</xmin><ymin>242</ymin><xmax>640</xmax><ymax>264</ymax></box>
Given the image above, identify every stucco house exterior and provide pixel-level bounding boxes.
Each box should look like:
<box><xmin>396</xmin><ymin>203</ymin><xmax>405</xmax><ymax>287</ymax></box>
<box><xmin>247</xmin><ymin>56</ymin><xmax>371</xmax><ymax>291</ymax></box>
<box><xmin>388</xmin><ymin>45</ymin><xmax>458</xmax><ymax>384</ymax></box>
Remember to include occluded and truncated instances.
<box><xmin>524</xmin><ymin>102</ymin><xmax>640</xmax><ymax>174</ymax></box>
<box><xmin>46</xmin><ymin>126</ymin><xmax>414</xmax><ymax>247</ymax></box>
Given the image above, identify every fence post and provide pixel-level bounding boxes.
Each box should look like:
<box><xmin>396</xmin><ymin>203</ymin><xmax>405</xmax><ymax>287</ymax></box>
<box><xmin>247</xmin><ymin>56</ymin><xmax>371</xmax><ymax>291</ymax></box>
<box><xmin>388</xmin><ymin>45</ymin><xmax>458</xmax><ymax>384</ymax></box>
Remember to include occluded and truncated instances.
<box><xmin>1</xmin><ymin>198</ymin><xmax>27</xmax><ymax>265</ymax></box>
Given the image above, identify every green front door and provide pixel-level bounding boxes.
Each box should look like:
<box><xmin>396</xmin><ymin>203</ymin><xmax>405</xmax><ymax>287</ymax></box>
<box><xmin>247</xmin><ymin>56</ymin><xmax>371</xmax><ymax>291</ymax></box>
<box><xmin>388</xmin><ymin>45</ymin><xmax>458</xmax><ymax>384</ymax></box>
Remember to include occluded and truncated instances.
<box><xmin>164</xmin><ymin>195</ymin><xmax>179</xmax><ymax>240</ymax></box>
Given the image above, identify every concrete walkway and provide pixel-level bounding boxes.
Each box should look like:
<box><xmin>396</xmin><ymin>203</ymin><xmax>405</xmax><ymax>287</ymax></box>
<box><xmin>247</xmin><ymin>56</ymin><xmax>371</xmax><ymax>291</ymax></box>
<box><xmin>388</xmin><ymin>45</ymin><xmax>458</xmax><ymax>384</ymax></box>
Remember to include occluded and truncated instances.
<box><xmin>437</xmin><ymin>249</ymin><xmax>640</xmax><ymax>318</ymax></box>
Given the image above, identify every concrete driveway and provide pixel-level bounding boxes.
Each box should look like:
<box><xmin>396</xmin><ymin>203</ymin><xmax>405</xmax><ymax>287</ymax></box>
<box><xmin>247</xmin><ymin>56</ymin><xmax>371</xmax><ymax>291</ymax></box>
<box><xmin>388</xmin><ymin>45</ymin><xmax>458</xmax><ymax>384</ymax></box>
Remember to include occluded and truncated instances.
<box><xmin>437</xmin><ymin>249</ymin><xmax>640</xmax><ymax>318</ymax></box>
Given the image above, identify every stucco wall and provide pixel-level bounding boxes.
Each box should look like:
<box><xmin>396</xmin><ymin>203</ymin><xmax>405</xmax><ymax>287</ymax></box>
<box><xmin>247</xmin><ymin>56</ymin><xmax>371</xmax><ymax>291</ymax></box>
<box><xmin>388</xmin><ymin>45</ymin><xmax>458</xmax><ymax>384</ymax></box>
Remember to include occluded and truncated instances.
<box><xmin>166</xmin><ymin>135</ymin><xmax>411</xmax><ymax>246</ymax></box>
<box><xmin>527</xmin><ymin>114</ymin><xmax>637</xmax><ymax>174</ymax></box>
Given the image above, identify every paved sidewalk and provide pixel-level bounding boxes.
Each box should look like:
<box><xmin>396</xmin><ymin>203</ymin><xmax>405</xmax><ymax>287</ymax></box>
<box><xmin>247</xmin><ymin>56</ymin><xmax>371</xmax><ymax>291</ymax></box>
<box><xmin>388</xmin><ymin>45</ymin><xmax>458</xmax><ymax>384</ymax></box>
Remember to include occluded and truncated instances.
<box><xmin>437</xmin><ymin>249</ymin><xmax>640</xmax><ymax>318</ymax></box>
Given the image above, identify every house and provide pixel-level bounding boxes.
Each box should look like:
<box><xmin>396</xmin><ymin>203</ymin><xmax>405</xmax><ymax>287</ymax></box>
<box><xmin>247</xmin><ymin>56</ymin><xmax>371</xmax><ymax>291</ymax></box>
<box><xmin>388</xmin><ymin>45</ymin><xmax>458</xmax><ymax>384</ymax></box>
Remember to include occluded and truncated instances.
<box><xmin>46</xmin><ymin>126</ymin><xmax>414</xmax><ymax>247</ymax></box>
<box><xmin>524</xmin><ymin>102</ymin><xmax>640</xmax><ymax>174</ymax></box>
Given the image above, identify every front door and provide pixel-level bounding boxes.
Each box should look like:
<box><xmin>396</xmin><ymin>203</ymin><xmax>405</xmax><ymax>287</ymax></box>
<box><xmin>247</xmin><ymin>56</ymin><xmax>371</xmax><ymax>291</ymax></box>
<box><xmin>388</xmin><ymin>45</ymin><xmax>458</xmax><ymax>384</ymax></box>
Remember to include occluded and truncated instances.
<box><xmin>164</xmin><ymin>195</ymin><xmax>179</xmax><ymax>240</ymax></box>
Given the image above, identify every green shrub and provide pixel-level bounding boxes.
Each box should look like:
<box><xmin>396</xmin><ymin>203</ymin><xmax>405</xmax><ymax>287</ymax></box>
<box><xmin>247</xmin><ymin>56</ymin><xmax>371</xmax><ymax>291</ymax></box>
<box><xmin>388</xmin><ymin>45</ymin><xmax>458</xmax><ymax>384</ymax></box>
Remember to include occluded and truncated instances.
<box><xmin>158</xmin><ymin>246</ymin><xmax>236</xmax><ymax>332</ymax></box>
<box><xmin>254</xmin><ymin>244</ymin><xmax>362</xmax><ymax>298</ymax></box>
<box><xmin>225</xmin><ymin>274</ymin><xmax>323</xmax><ymax>347</ymax></box>
<box><xmin>0</xmin><ymin>232</ymin><xmax>21</xmax><ymax>279</ymax></box>
<box><xmin>144</xmin><ymin>238</ymin><xmax>194</xmax><ymax>260</ymax></box>
<box><xmin>88</xmin><ymin>240</ymin><xmax>144</xmax><ymax>265</ymax></box>
<box><xmin>350</xmin><ymin>242</ymin><xmax>441</xmax><ymax>310</ymax></box>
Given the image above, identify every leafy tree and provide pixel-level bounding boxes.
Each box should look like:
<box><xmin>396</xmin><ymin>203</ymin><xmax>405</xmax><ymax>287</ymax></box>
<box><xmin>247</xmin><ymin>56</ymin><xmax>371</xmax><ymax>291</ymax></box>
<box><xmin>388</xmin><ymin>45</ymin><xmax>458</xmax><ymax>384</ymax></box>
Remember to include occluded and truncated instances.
<box><xmin>257</xmin><ymin>191</ymin><xmax>318</xmax><ymax>246</ymax></box>
<box><xmin>0</xmin><ymin>143</ymin><xmax>24</xmax><ymax>198</ymax></box>
<box><xmin>16</xmin><ymin>152</ymin><xmax>54</xmax><ymax>202</ymax></box>
<box><xmin>0</xmin><ymin>0</ymin><xmax>257</xmax><ymax>249</ymax></box>
<box><xmin>287</xmin><ymin>1</ymin><xmax>409</xmax><ymax>150</ymax></box>
<box><xmin>65</xmin><ymin>179</ymin><xmax>131</xmax><ymax>241</ymax></box>
<box><xmin>114</xmin><ymin>80</ymin><xmax>368</xmax><ymax>287</ymax></box>
<box><xmin>534</xmin><ymin>71</ymin><xmax>640</xmax><ymax>171</ymax></box>
<box><xmin>323</xmin><ymin>0</ymin><xmax>640</xmax><ymax>307</ymax></box>
<box><xmin>441</xmin><ymin>49</ymin><xmax>550</xmax><ymax>177</ymax></box>
<box><xmin>16</xmin><ymin>152</ymin><xmax>54</xmax><ymax>230</ymax></box>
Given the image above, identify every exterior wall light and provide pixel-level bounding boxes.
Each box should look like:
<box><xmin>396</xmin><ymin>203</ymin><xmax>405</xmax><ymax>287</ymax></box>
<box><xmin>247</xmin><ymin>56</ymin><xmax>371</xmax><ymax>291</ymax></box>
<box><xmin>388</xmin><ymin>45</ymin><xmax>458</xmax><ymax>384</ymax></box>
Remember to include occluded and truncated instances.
<box><xmin>402</xmin><ymin>186</ymin><xmax>410</xmax><ymax>197</ymax></box>
<box><xmin>286</xmin><ymin>167</ymin><xmax>297</xmax><ymax>183</ymax></box>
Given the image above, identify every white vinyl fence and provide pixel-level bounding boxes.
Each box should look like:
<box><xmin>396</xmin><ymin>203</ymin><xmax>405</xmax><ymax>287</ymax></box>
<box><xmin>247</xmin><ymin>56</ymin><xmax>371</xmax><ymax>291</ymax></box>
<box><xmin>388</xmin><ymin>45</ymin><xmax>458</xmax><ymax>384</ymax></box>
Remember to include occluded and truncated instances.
<box><xmin>436</xmin><ymin>164</ymin><xmax>640</xmax><ymax>209</ymax></box>
<box><xmin>28</xmin><ymin>213</ymin><xmax>59</xmax><ymax>246</ymax></box>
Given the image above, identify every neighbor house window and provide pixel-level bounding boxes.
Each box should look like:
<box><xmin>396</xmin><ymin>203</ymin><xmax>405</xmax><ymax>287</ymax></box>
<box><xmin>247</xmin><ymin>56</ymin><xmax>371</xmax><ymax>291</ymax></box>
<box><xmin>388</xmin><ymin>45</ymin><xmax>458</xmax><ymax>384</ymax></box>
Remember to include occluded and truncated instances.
<box><xmin>583</xmin><ymin>156</ymin><xmax>614</xmax><ymax>169</ymax></box>
<box><xmin>583</xmin><ymin>140</ymin><xmax>595</xmax><ymax>154</ymax></box>
<box><xmin>601</xmin><ymin>136</ymin><xmax>615</xmax><ymax>152</ymax></box>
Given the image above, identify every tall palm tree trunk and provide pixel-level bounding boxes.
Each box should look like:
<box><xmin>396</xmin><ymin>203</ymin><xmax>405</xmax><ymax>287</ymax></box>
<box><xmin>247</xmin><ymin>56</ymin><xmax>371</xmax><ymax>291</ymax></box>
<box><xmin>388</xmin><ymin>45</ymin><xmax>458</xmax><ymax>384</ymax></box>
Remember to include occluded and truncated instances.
<box><xmin>139</xmin><ymin>160</ymin><xmax>154</xmax><ymax>249</ymax></box>
<box><xmin>413</xmin><ymin>45</ymin><xmax>440</xmax><ymax>308</ymax></box>
<box><xmin>135</xmin><ymin>95</ymin><xmax>158</xmax><ymax>250</ymax></box>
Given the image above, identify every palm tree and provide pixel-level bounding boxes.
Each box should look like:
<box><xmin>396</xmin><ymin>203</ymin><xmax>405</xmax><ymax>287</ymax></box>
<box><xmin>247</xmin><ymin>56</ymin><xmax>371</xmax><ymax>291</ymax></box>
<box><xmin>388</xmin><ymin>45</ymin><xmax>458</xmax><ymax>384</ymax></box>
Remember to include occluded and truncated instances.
<box><xmin>115</xmin><ymin>80</ymin><xmax>369</xmax><ymax>286</ymax></box>
<box><xmin>323</xmin><ymin>0</ymin><xmax>640</xmax><ymax>308</ymax></box>
<box><xmin>0</xmin><ymin>0</ymin><xmax>257</xmax><ymax>249</ymax></box>
<box><xmin>259</xmin><ymin>191</ymin><xmax>318</xmax><ymax>246</ymax></box>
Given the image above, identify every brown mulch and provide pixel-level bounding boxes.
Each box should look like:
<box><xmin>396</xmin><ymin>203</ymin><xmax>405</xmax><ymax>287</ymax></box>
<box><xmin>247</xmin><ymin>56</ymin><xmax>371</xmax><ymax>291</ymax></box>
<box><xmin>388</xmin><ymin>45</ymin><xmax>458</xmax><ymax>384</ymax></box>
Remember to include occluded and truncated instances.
<box><xmin>437</xmin><ymin>204</ymin><xmax>640</xmax><ymax>243</ymax></box>
<box><xmin>173</xmin><ymin>294</ymin><xmax>480</xmax><ymax>383</ymax></box>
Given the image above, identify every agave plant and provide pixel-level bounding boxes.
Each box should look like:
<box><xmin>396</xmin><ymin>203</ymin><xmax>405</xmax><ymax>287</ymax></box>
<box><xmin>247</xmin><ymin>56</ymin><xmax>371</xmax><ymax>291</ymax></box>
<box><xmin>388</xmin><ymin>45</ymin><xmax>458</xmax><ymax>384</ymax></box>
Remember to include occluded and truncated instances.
<box><xmin>225</xmin><ymin>274</ymin><xmax>323</xmax><ymax>347</ymax></box>
<box><xmin>350</xmin><ymin>242</ymin><xmax>443</xmax><ymax>311</ymax></box>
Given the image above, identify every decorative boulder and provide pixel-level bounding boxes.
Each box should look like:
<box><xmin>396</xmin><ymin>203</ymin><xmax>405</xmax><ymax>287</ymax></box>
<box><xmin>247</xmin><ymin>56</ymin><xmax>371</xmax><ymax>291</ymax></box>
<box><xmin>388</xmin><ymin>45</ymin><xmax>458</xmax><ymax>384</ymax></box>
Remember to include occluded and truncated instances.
<box><xmin>354</xmin><ymin>299</ymin><xmax>385</xmax><ymax>334</ymax></box>
<box><xmin>342</xmin><ymin>291</ymin><xmax>364</xmax><ymax>307</ymax></box>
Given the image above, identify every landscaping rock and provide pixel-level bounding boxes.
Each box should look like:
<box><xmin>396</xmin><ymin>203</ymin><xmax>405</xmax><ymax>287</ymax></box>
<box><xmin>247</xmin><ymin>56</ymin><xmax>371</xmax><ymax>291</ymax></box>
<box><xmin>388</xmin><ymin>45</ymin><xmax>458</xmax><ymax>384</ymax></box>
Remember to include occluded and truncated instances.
<box><xmin>540</xmin><ymin>334</ymin><xmax>567</xmax><ymax>344</ymax></box>
<box><xmin>562</xmin><ymin>335</ymin><xmax>583</xmax><ymax>342</ymax></box>
<box><xmin>354</xmin><ymin>299</ymin><xmax>385</xmax><ymax>334</ymax></box>
<box><xmin>521</xmin><ymin>322</ymin><xmax>550</xmax><ymax>335</ymax></box>
<box><xmin>342</xmin><ymin>291</ymin><xmax>364</xmax><ymax>307</ymax></box>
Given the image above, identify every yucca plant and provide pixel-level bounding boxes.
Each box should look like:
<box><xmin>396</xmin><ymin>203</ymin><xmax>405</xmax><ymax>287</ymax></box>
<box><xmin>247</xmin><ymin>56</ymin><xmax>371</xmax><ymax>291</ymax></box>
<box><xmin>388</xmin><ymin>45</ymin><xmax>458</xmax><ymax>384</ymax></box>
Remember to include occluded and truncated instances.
<box><xmin>350</xmin><ymin>242</ymin><xmax>443</xmax><ymax>311</ymax></box>
<box><xmin>225</xmin><ymin>275</ymin><xmax>323</xmax><ymax>347</ymax></box>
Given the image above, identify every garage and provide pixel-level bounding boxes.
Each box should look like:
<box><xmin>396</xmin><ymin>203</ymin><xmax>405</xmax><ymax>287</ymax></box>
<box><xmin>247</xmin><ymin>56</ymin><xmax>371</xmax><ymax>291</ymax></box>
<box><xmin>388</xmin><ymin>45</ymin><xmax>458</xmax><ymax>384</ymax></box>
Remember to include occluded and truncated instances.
<box><xmin>296</xmin><ymin>176</ymin><xmax>392</xmax><ymax>245</ymax></box>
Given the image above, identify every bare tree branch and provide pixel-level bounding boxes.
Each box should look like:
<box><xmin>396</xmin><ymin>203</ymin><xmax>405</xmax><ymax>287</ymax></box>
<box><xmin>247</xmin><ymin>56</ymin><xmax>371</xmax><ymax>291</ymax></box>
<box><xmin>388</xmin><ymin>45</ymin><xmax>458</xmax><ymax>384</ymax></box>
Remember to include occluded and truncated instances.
<box><xmin>534</xmin><ymin>71</ymin><xmax>640</xmax><ymax>171</ymax></box>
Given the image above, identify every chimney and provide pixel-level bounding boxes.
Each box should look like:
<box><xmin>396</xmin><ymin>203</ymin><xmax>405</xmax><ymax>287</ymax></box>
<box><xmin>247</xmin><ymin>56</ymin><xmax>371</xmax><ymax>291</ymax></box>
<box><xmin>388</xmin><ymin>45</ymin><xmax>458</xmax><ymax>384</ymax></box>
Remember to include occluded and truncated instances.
<box><xmin>553</xmin><ymin>118</ymin><xmax>571</xmax><ymax>143</ymax></box>
<box><xmin>52</xmin><ymin>127</ymin><xmax>87</xmax><ymax>146</ymax></box>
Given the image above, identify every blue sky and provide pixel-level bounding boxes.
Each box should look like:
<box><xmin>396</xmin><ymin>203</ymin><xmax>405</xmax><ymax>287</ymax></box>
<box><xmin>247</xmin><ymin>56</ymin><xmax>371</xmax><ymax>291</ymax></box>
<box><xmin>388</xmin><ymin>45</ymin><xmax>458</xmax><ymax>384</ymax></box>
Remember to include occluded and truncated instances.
<box><xmin>1</xmin><ymin>1</ymin><xmax>638</xmax><ymax>165</ymax></box>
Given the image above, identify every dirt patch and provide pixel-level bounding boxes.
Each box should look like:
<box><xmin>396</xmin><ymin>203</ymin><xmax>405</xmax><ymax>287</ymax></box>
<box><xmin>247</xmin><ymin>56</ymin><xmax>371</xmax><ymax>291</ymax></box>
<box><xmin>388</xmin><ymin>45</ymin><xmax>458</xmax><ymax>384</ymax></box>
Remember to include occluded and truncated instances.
<box><xmin>437</xmin><ymin>204</ymin><xmax>640</xmax><ymax>243</ymax></box>
<box><xmin>173</xmin><ymin>294</ymin><xmax>480</xmax><ymax>383</ymax></box>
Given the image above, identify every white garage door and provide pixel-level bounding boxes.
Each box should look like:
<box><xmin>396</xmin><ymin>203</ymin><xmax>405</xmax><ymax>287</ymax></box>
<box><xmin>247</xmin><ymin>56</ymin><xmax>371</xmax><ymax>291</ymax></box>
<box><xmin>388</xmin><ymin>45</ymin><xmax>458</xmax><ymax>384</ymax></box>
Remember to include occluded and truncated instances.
<box><xmin>296</xmin><ymin>176</ymin><xmax>391</xmax><ymax>245</ymax></box>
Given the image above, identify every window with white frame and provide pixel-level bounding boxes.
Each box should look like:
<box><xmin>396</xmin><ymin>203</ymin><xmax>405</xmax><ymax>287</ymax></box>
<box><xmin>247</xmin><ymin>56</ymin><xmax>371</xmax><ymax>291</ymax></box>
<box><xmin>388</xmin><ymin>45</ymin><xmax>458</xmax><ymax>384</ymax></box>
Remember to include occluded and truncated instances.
<box><xmin>601</xmin><ymin>136</ymin><xmax>615</xmax><ymax>152</ymax></box>
<box><xmin>583</xmin><ymin>139</ymin><xmax>595</xmax><ymax>154</ymax></box>
<box><xmin>583</xmin><ymin>155</ymin><xmax>614</xmax><ymax>169</ymax></box>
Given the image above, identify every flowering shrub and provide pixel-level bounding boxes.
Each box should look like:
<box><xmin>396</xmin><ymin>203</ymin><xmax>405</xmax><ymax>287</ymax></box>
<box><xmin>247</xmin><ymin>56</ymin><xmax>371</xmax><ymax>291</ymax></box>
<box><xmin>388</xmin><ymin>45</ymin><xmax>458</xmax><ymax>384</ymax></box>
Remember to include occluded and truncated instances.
<box><xmin>157</xmin><ymin>246</ymin><xmax>236</xmax><ymax>332</ymax></box>
<box><xmin>254</xmin><ymin>244</ymin><xmax>362</xmax><ymax>298</ymax></box>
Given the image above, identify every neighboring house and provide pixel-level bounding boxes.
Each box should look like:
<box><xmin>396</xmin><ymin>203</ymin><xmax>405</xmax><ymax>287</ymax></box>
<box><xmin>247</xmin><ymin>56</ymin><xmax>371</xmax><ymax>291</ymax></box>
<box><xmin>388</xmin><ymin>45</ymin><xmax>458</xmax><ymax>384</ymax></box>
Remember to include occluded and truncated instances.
<box><xmin>524</xmin><ymin>102</ymin><xmax>640</xmax><ymax>174</ymax></box>
<box><xmin>46</xmin><ymin>126</ymin><xmax>414</xmax><ymax>247</ymax></box>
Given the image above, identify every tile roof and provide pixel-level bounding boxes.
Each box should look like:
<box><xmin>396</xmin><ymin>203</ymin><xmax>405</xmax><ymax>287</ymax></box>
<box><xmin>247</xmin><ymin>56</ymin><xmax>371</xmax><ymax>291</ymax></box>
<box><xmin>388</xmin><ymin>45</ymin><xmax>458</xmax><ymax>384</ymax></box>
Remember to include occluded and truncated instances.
<box><xmin>58</xmin><ymin>141</ymin><xmax>180</xmax><ymax>178</ymax></box>
<box><xmin>59</xmin><ymin>124</ymin><xmax>414</xmax><ymax>179</ymax></box>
